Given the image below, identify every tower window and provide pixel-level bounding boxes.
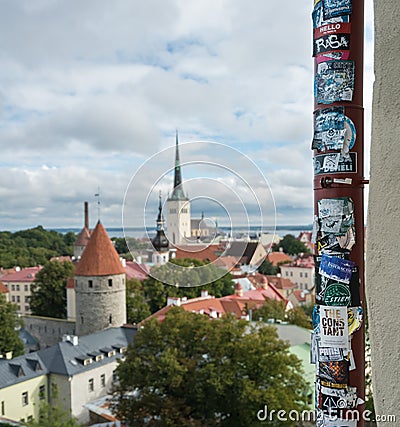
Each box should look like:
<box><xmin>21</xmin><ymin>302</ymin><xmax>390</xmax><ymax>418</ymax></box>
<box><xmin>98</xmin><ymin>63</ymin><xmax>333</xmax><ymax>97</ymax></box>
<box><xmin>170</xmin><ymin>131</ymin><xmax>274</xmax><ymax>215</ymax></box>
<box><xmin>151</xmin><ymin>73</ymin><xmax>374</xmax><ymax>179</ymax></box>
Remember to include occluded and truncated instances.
<box><xmin>109</xmin><ymin>314</ymin><xmax>112</xmax><ymax>324</ymax></box>
<box><xmin>108</xmin><ymin>279</ymin><xmax>113</xmax><ymax>287</ymax></box>
<box><xmin>81</xmin><ymin>316</ymin><xmax>84</xmax><ymax>324</ymax></box>
<box><xmin>88</xmin><ymin>280</ymin><xmax>93</xmax><ymax>288</ymax></box>
<box><xmin>88</xmin><ymin>378</ymin><xmax>94</xmax><ymax>392</ymax></box>
<box><xmin>1</xmin><ymin>401</ymin><xmax>5</xmax><ymax>416</ymax></box>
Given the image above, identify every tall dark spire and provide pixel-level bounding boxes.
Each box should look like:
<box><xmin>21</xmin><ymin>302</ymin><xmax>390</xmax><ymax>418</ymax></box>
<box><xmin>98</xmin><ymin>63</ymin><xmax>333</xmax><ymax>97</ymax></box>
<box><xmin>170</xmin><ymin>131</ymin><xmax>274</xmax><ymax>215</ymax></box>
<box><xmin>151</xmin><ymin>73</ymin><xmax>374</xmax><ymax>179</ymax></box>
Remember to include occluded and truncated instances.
<box><xmin>169</xmin><ymin>130</ymin><xmax>188</xmax><ymax>200</ymax></box>
<box><xmin>152</xmin><ymin>192</ymin><xmax>169</xmax><ymax>252</ymax></box>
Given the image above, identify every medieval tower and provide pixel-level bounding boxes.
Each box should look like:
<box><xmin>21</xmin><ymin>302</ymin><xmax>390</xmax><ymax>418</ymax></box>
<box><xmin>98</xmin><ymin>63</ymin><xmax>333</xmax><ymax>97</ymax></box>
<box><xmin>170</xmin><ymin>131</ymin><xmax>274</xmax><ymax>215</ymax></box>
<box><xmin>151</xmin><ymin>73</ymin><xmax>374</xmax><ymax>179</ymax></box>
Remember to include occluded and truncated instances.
<box><xmin>74</xmin><ymin>221</ymin><xmax>126</xmax><ymax>336</ymax></box>
<box><xmin>166</xmin><ymin>131</ymin><xmax>191</xmax><ymax>245</ymax></box>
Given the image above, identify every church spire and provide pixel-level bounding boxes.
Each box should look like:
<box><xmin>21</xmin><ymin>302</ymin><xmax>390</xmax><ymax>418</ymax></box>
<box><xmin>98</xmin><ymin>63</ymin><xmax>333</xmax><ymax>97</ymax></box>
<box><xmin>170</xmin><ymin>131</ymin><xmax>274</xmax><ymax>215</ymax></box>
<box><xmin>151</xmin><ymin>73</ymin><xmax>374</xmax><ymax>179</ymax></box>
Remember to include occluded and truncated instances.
<box><xmin>169</xmin><ymin>130</ymin><xmax>188</xmax><ymax>200</ymax></box>
<box><xmin>152</xmin><ymin>192</ymin><xmax>169</xmax><ymax>253</ymax></box>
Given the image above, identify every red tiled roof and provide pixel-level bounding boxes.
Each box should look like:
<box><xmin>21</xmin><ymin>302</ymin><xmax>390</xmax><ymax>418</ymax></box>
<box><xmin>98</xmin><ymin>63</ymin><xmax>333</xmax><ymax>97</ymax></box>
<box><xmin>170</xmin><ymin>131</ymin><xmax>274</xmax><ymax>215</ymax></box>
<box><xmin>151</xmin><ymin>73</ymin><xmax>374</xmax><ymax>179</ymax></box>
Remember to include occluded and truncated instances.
<box><xmin>213</xmin><ymin>256</ymin><xmax>238</xmax><ymax>270</ymax></box>
<box><xmin>75</xmin><ymin>226</ymin><xmax>91</xmax><ymax>246</ymax></box>
<box><xmin>174</xmin><ymin>244</ymin><xmax>221</xmax><ymax>262</ymax></box>
<box><xmin>0</xmin><ymin>282</ymin><xmax>9</xmax><ymax>294</ymax></box>
<box><xmin>291</xmin><ymin>289</ymin><xmax>307</xmax><ymax>303</ymax></box>
<box><xmin>267</xmin><ymin>252</ymin><xmax>292</xmax><ymax>266</ymax></box>
<box><xmin>265</xmin><ymin>275</ymin><xmax>297</xmax><ymax>290</ymax></box>
<box><xmin>74</xmin><ymin>222</ymin><xmax>125</xmax><ymax>277</ymax></box>
<box><xmin>221</xmin><ymin>286</ymin><xmax>285</xmax><ymax>303</ymax></box>
<box><xmin>1</xmin><ymin>266</ymin><xmax>42</xmax><ymax>283</ymax></box>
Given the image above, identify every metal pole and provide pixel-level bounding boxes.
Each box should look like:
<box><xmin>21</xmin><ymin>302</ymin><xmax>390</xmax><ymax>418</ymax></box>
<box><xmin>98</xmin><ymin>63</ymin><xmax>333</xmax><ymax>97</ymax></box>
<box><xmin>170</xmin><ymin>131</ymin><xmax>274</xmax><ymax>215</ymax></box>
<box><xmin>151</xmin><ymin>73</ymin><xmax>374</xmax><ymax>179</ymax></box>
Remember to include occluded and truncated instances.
<box><xmin>312</xmin><ymin>1</ymin><xmax>365</xmax><ymax>425</ymax></box>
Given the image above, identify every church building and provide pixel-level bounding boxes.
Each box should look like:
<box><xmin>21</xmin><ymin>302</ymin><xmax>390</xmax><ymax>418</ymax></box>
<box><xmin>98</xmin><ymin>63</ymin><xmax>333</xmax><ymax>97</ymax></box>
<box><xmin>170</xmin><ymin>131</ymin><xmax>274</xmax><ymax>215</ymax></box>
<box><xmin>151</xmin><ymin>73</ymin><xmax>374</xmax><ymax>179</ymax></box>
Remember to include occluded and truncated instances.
<box><xmin>166</xmin><ymin>131</ymin><xmax>191</xmax><ymax>245</ymax></box>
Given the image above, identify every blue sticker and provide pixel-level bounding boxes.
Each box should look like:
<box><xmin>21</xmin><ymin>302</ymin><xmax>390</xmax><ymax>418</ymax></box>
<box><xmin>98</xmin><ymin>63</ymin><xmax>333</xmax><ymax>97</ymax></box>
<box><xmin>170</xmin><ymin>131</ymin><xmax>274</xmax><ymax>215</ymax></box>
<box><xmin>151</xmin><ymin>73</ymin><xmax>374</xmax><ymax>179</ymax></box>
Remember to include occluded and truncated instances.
<box><xmin>319</xmin><ymin>254</ymin><xmax>355</xmax><ymax>284</ymax></box>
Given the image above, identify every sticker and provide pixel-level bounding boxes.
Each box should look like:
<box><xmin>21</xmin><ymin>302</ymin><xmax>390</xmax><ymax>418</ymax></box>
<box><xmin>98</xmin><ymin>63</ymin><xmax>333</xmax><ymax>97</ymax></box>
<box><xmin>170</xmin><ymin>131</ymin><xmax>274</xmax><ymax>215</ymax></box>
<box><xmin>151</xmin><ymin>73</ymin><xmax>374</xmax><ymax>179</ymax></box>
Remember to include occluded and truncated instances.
<box><xmin>348</xmin><ymin>306</ymin><xmax>363</xmax><ymax>335</ymax></box>
<box><xmin>319</xmin><ymin>360</ymin><xmax>350</xmax><ymax>388</ymax></box>
<box><xmin>312</xmin><ymin>106</ymin><xmax>345</xmax><ymax>152</ymax></box>
<box><xmin>316</xmin><ymin>269</ymin><xmax>360</xmax><ymax>306</ymax></box>
<box><xmin>319</xmin><ymin>254</ymin><xmax>355</xmax><ymax>284</ymax></box>
<box><xmin>336</xmin><ymin>227</ymin><xmax>356</xmax><ymax>250</ymax></box>
<box><xmin>318</xmin><ymin>346</ymin><xmax>350</xmax><ymax>363</ymax></box>
<box><xmin>322</xmin><ymin>0</ymin><xmax>352</xmax><ymax>19</ymax></box>
<box><xmin>324</xmin><ymin>282</ymin><xmax>351</xmax><ymax>306</ymax></box>
<box><xmin>314</xmin><ymin>21</ymin><xmax>351</xmax><ymax>39</ymax></box>
<box><xmin>316</xmin><ymin>50</ymin><xmax>350</xmax><ymax>63</ymax></box>
<box><xmin>313</xmin><ymin>304</ymin><xmax>322</xmax><ymax>336</ymax></box>
<box><xmin>315</xmin><ymin>60</ymin><xmax>355</xmax><ymax>104</ymax></box>
<box><xmin>318</xmin><ymin>384</ymin><xmax>358</xmax><ymax>412</ymax></box>
<box><xmin>319</xmin><ymin>305</ymin><xmax>349</xmax><ymax>348</ymax></box>
<box><xmin>312</xmin><ymin>1</ymin><xmax>350</xmax><ymax>29</ymax></box>
<box><xmin>316</xmin><ymin>411</ymin><xmax>357</xmax><ymax>427</ymax></box>
<box><xmin>313</xmin><ymin>33</ymin><xmax>350</xmax><ymax>57</ymax></box>
<box><xmin>318</xmin><ymin>197</ymin><xmax>354</xmax><ymax>235</ymax></box>
<box><xmin>343</xmin><ymin>116</ymin><xmax>356</xmax><ymax>149</ymax></box>
<box><xmin>314</xmin><ymin>152</ymin><xmax>357</xmax><ymax>175</ymax></box>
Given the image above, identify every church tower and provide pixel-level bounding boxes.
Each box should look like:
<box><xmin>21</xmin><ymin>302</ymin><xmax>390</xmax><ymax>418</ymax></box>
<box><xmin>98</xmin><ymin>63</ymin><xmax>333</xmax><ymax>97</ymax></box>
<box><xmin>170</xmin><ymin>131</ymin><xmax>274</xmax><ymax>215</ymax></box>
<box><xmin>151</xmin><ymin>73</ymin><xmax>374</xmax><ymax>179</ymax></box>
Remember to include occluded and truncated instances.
<box><xmin>151</xmin><ymin>193</ymin><xmax>169</xmax><ymax>265</ymax></box>
<box><xmin>166</xmin><ymin>131</ymin><xmax>191</xmax><ymax>245</ymax></box>
<box><xmin>74</xmin><ymin>221</ymin><xmax>126</xmax><ymax>336</ymax></box>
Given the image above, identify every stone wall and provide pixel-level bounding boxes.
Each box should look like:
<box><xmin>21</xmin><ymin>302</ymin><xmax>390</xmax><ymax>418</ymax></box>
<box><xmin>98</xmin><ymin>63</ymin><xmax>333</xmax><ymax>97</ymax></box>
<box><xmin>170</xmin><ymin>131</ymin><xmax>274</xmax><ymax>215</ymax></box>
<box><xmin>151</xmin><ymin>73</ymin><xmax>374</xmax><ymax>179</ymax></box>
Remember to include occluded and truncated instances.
<box><xmin>366</xmin><ymin>1</ymin><xmax>400</xmax><ymax>424</ymax></box>
<box><xmin>23</xmin><ymin>315</ymin><xmax>76</xmax><ymax>348</ymax></box>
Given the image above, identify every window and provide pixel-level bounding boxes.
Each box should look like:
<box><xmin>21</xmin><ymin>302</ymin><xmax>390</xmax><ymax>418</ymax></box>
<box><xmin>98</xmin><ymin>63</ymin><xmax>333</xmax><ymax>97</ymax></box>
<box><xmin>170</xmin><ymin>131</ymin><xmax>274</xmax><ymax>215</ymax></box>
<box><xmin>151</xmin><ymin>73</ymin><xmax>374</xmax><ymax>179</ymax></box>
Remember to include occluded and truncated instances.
<box><xmin>305</xmin><ymin>272</ymin><xmax>308</xmax><ymax>278</ymax></box>
<box><xmin>88</xmin><ymin>280</ymin><xmax>93</xmax><ymax>288</ymax></box>
<box><xmin>12</xmin><ymin>296</ymin><xmax>15</xmax><ymax>302</ymax></box>
<box><xmin>11</xmin><ymin>284</ymin><xmax>15</xmax><ymax>291</ymax></box>
<box><xmin>25</xmin><ymin>305</ymin><xmax>29</xmax><ymax>312</ymax></box>
<box><xmin>109</xmin><ymin>314</ymin><xmax>112</xmax><ymax>324</ymax></box>
<box><xmin>88</xmin><ymin>378</ymin><xmax>94</xmax><ymax>392</ymax></box>
<box><xmin>24</xmin><ymin>284</ymin><xmax>28</xmax><ymax>292</ymax></box>
<box><xmin>300</xmin><ymin>272</ymin><xmax>303</xmax><ymax>278</ymax></box>
<box><xmin>25</xmin><ymin>296</ymin><xmax>29</xmax><ymax>303</ymax></box>
<box><xmin>81</xmin><ymin>316</ymin><xmax>84</xmax><ymax>324</ymax></box>
<box><xmin>17</xmin><ymin>296</ymin><xmax>20</xmax><ymax>303</ymax></box>
<box><xmin>112</xmin><ymin>370</ymin><xmax>118</xmax><ymax>382</ymax></box>
<box><xmin>22</xmin><ymin>391</ymin><xmax>29</xmax><ymax>406</ymax></box>
<box><xmin>39</xmin><ymin>385</ymin><xmax>46</xmax><ymax>400</ymax></box>
<box><xmin>16</xmin><ymin>285</ymin><xmax>20</xmax><ymax>291</ymax></box>
<box><xmin>108</xmin><ymin>279</ymin><xmax>113</xmax><ymax>287</ymax></box>
<box><xmin>290</xmin><ymin>272</ymin><xmax>293</xmax><ymax>277</ymax></box>
<box><xmin>1</xmin><ymin>401</ymin><xmax>5</xmax><ymax>416</ymax></box>
<box><xmin>100</xmin><ymin>374</ymin><xmax>106</xmax><ymax>388</ymax></box>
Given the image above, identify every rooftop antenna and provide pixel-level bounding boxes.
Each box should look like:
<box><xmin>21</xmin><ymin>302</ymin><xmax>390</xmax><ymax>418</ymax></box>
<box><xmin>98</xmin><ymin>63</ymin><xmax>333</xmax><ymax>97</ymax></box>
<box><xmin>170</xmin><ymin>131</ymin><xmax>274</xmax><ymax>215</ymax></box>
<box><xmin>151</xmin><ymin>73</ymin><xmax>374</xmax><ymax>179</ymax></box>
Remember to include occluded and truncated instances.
<box><xmin>94</xmin><ymin>187</ymin><xmax>101</xmax><ymax>222</ymax></box>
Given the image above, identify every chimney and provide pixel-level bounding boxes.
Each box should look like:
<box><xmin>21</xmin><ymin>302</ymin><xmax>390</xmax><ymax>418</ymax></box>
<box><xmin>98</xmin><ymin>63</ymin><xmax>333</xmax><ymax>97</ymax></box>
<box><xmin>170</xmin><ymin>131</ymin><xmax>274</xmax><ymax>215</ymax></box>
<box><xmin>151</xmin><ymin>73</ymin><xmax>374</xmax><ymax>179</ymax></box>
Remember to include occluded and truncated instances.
<box><xmin>84</xmin><ymin>201</ymin><xmax>89</xmax><ymax>229</ymax></box>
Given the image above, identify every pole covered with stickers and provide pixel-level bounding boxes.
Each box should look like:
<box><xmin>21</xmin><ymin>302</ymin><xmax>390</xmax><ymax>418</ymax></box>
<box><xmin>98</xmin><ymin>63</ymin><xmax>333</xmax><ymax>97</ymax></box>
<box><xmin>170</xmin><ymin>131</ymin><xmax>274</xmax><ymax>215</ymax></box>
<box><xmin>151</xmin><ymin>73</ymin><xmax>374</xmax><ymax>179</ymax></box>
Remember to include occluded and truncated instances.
<box><xmin>311</xmin><ymin>1</ymin><xmax>366</xmax><ymax>426</ymax></box>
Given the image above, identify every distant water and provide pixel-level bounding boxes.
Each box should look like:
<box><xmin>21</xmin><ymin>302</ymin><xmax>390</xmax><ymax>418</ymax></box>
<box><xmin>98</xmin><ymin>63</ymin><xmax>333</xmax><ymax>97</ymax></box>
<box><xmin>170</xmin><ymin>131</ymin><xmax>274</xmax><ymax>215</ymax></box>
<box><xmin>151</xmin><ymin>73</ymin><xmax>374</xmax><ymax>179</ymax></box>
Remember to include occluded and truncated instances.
<box><xmin>52</xmin><ymin>225</ymin><xmax>312</xmax><ymax>239</ymax></box>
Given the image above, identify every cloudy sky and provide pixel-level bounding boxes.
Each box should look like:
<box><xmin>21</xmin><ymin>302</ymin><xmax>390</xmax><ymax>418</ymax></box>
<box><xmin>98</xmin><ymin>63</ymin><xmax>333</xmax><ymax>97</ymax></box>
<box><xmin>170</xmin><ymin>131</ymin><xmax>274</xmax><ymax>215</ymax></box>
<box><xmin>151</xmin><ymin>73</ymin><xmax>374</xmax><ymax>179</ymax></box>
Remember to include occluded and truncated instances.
<box><xmin>0</xmin><ymin>0</ymin><xmax>374</xmax><ymax>232</ymax></box>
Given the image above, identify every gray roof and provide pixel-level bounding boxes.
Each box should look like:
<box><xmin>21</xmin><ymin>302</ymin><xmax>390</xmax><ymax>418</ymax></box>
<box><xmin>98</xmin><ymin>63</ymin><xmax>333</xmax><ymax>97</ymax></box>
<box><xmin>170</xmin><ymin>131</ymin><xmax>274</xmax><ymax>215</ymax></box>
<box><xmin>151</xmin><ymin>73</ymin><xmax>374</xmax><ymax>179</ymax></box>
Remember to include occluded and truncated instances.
<box><xmin>0</xmin><ymin>353</ymin><xmax>49</xmax><ymax>389</ymax></box>
<box><xmin>38</xmin><ymin>326</ymin><xmax>136</xmax><ymax>376</ymax></box>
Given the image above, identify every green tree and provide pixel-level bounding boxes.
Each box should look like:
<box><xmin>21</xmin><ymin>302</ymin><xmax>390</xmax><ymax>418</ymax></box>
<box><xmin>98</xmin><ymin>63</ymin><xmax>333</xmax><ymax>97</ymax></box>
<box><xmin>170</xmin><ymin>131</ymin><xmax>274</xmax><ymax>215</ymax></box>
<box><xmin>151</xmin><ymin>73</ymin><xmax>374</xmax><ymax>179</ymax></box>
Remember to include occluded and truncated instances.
<box><xmin>30</xmin><ymin>260</ymin><xmax>74</xmax><ymax>319</ymax></box>
<box><xmin>286</xmin><ymin>306</ymin><xmax>312</xmax><ymax>329</ymax></box>
<box><xmin>257</xmin><ymin>258</ymin><xmax>278</xmax><ymax>275</ymax></box>
<box><xmin>0</xmin><ymin>226</ymin><xmax>75</xmax><ymax>268</ymax></box>
<box><xmin>115</xmin><ymin>308</ymin><xmax>308</xmax><ymax>426</ymax></box>
<box><xmin>252</xmin><ymin>299</ymin><xmax>286</xmax><ymax>322</ymax></box>
<box><xmin>0</xmin><ymin>294</ymin><xmax>24</xmax><ymax>357</ymax></box>
<box><xmin>126</xmin><ymin>279</ymin><xmax>151</xmax><ymax>324</ymax></box>
<box><xmin>142</xmin><ymin>258</ymin><xmax>234</xmax><ymax>313</ymax></box>
<box><xmin>272</xmin><ymin>234</ymin><xmax>310</xmax><ymax>255</ymax></box>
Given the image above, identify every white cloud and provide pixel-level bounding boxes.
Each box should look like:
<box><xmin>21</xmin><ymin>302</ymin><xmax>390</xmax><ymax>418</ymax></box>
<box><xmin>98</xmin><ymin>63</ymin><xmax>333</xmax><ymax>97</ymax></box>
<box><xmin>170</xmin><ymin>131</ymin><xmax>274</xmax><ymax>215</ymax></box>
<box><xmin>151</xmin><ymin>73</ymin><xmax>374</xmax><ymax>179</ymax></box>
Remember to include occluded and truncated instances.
<box><xmin>0</xmin><ymin>0</ymin><xmax>374</xmax><ymax>230</ymax></box>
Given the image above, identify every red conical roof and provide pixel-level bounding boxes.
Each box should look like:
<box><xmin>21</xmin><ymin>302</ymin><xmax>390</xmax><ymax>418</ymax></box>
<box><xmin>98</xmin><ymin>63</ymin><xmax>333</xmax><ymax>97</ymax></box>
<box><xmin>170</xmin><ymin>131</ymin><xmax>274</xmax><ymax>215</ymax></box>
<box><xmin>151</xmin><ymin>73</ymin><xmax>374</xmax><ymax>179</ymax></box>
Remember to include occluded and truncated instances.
<box><xmin>74</xmin><ymin>222</ymin><xmax>125</xmax><ymax>276</ymax></box>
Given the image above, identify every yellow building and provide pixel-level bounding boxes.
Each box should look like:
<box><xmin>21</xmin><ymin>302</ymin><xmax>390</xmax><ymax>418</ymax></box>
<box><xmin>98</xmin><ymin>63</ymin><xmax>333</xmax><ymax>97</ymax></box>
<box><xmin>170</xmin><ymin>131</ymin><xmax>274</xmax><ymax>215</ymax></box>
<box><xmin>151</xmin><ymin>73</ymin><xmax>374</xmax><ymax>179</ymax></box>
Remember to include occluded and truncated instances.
<box><xmin>0</xmin><ymin>354</ymin><xmax>48</xmax><ymax>424</ymax></box>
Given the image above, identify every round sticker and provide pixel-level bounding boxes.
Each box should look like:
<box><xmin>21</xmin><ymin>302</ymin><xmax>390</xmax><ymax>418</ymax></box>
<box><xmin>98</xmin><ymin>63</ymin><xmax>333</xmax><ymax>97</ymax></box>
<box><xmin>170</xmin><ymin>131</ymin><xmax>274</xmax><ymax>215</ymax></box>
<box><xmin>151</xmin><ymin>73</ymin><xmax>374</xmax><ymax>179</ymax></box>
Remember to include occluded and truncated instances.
<box><xmin>324</xmin><ymin>283</ymin><xmax>351</xmax><ymax>306</ymax></box>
